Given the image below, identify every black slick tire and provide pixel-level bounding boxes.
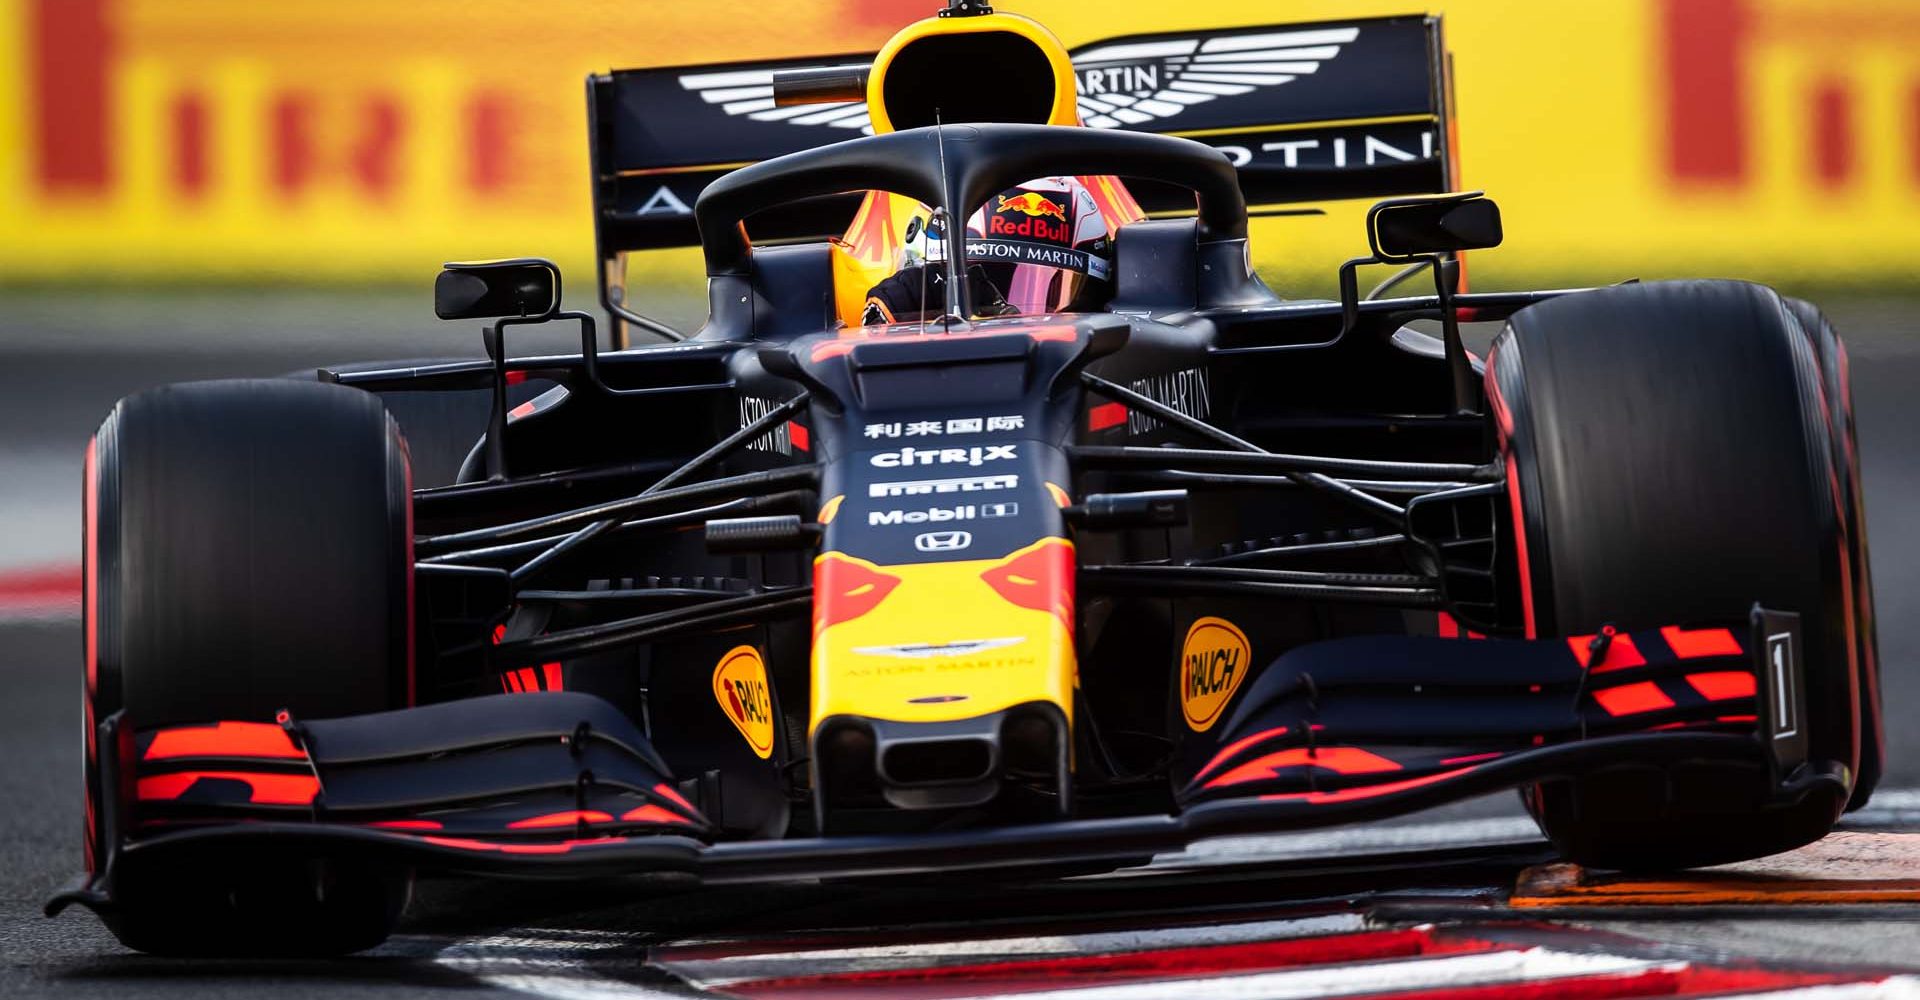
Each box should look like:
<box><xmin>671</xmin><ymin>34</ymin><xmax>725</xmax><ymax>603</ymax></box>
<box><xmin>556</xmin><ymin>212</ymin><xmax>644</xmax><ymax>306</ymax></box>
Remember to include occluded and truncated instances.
<box><xmin>1489</xmin><ymin>280</ymin><xmax>1861</xmax><ymax>870</ymax></box>
<box><xmin>84</xmin><ymin>379</ymin><xmax>413</xmax><ymax>954</ymax></box>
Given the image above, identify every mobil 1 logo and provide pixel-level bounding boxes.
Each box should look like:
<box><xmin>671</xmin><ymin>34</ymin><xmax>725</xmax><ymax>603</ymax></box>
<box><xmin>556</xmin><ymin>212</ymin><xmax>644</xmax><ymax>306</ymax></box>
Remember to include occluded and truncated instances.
<box><xmin>868</xmin><ymin>501</ymin><xmax>1019</xmax><ymax>527</ymax></box>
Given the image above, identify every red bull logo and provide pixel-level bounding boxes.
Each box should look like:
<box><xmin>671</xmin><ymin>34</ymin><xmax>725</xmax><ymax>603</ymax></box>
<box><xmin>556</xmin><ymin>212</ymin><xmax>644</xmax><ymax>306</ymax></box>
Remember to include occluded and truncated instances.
<box><xmin>997</xmin><ymin>191</ymin><xmax>1068</xmax><ymax>220</ymax></box>
<box><xmin>992</xmin><ymin>192</ymin><xmax>1071</xmax><ymax>242</ymax></box>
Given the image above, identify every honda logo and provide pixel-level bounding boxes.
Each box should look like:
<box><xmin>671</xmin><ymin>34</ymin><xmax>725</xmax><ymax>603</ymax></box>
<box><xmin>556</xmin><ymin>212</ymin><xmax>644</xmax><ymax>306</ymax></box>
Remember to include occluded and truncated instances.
<box><xmin>914</xmin><ymin>530</ymin><xmax>972</xmax><ymax>553</ymax></box>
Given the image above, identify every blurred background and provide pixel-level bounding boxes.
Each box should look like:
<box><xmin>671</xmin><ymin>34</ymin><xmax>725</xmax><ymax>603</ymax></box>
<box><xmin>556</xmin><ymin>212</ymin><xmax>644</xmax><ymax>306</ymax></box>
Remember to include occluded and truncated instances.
<box><xmin>1</xmin><ymin>0</ymin><xmax>1916</xmax><ymax>633</ymax></box>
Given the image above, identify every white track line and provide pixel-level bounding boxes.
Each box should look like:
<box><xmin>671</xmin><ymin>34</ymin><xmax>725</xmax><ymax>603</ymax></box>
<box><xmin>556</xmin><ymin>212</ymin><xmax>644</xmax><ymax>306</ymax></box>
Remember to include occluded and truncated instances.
<box><xmin>1140</xmin><ymin>815</ymin><xmax>1546</xmax><ymax>870</ymax></box>
<box><xmin>436</xmin><ymin>932</ymin><xmax>685</xmax><ymax>1000</ymax></box>
<box><xmin>663</xmin><ymin>913</ymin><xmax>1368</xmax><ymax>986</ymax></box>
<box><xmin>926</xmin><ymin>948</ymin><xmax>1672</xmax><ymax>1000</ymax></box>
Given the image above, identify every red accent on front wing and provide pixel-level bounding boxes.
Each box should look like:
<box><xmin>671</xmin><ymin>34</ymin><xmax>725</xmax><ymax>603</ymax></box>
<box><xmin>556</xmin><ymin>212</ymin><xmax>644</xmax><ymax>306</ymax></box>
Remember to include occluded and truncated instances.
<box><xmin>1258</xmin><ymin>767</ymin><xmax>1476</xmax><ymax>804</ymax></box>
<box><xmin>652</xmin><ymin>782</ymin><xmax>699</xmax><ymax>814</ymax></box>
<box><xmin>1661</xmin><ymin>625</ymin><xmax>1742</xmax><ymax>659</ymax></box>
<box><xmin>1592</xmin><ymin>681</ymin><xmax>1677</xmax><ymax>716</ymax></box>
<box><xmin>367</xmin><ymin>819</ymin><xmax>442</xmax><ymax>831</ymax></box>
<box><xmin>1687</xmin><ymin>670</ymin><xmax>1757</xmax><ymax>701</ymax></box>
<box><xmin>137</xmin><ymin>771</ymin><xmax>321</xmax><ymax>806</ymax></box>
<box><xmin>143</xmin><ymin>721</ymin><xmax>306</xmax><ymax>761</ymax></box>
<box><xmin>1439</xmin><ymin>751</ymin><xmax>1505</xmax><ymax>765</ymax></box>
<box><xmin>420</xmin><ymin>835</ymin><xmax>601</xmax><ymax>855</ymax></box>
<box><xmin>1190</xmin><ymin>725</ymin><xmax>1290</xmax><ymax>786</ymax></box>
<box><xmin>1207</xmin><ymin>746</ymin><xmax>1402</xmax><ymax>789</ymax></box>
<box><xmin>621</xmin><ymin>804</ymin><xmax>693</xmax><ymax>825</ymax></box>
<box><xmin>1567</xmin><ymin>631</ymin><xmax>1648</xmax><ymax>672</ymax></box>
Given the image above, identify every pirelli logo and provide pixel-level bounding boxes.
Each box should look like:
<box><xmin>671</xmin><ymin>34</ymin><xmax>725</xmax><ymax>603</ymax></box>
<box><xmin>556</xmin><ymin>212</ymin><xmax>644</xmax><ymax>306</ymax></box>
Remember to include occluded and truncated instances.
<box><xmin>868</xmin><ymin>474</ymin><xmax>1019</xmax><ymax>499</ymax></box>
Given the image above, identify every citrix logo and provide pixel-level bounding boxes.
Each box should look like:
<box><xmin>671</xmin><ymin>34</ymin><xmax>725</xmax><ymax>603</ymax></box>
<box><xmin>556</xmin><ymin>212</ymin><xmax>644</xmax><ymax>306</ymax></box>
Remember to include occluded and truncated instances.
<box><xmin>870</xmin><ymin>444</ymin><xmax>1018</xmax><ymax>469</ymax></box>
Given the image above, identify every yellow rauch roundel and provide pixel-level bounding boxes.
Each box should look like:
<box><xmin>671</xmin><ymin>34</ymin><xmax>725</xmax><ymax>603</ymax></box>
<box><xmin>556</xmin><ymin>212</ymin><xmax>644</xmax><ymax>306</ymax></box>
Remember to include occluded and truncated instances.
<box><xmin>713</xmin><ymin>645</ymin><xmax>775</xmax><ymax>759</ymax></box>
<box><xmin>1180</xmin><ymin>617</ymin><xmax>1251</xmax><ymax>732</ymax></box>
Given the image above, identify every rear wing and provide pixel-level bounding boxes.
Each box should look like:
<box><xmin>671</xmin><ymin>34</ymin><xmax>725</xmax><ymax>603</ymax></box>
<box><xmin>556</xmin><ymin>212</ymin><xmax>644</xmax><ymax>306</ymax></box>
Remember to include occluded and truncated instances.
<box><xmin>586</xmin><ymin>14</ymin><xmax>1454</xmax><ymax>286</ymax></box>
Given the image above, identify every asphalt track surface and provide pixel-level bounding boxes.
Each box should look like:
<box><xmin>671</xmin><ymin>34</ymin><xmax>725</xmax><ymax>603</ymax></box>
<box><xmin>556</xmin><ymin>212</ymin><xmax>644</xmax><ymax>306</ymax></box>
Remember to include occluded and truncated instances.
<box><xmin>2</xmin><ymin>291</ymin><xmax>1918</xmax><ymax>997</ymax></box>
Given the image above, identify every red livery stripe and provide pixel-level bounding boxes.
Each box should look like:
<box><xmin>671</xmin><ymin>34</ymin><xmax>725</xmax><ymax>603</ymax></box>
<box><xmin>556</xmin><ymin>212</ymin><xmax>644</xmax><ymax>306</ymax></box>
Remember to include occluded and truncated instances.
<box><xmin>621</xmin><ymin>804</ymin><xmax>693</xmax><ymax>825</ymax></box>
<box><xmin>136</xmin><ymin>771</ymin><xmax>320</xmax><ymax>805</ymax></box>
<box><xmin>1592</xmin><ymin>681</ymin><xmax>1676</xmax><ymax>716</ymax></box>
<box><xmin>1566</xmin><ymin>630</ymin><xmax>1647</xmax><ymax>672</ymax></box>
<box><xmin>1660</xmin><ymin>625</ymin><xmax>1742</xmax><ymax>659</ymax></box>
<box><xmin>143</xmin><ymin>721</ymin><xmax>305</xmax><ymax>761</ymax></box>
<box><xmin>1087</xmin><ymin>401</ymin><xmax>1128</xmax><ymax>432</ymax></box>
<box><xmin>1208</xmin><ymin>746</ymin><xmax>1401</xmax><ymax>789</ymax></box>
<box><xmin>1686</xmin><ymin>670</ymin><xmax>1757</xmax><ymax>701</ymax></box>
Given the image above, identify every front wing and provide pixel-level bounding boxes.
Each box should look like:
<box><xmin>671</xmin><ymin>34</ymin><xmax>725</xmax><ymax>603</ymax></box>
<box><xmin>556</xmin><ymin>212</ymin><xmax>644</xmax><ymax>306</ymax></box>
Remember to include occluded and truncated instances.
<box><xmin>52</xmin><ymin>607</ymin><xmax>1832</xmax><ymax>916</ymax></box>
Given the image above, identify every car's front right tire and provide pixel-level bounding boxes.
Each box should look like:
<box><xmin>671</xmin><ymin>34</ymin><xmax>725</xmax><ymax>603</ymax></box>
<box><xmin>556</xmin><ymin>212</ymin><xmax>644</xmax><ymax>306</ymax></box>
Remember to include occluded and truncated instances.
<box><xmin>1491</xmin><ymin>280</ymin><xmax>1861</xmax><ymax>870</ymax></box>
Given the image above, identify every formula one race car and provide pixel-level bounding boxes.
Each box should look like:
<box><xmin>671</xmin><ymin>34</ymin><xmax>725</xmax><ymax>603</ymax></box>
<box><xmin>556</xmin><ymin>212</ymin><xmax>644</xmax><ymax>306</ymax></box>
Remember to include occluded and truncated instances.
<box><xmin>55</xmin><ymin>1</ymin><xmax>1881</xmax><ymax>956</ymax></box>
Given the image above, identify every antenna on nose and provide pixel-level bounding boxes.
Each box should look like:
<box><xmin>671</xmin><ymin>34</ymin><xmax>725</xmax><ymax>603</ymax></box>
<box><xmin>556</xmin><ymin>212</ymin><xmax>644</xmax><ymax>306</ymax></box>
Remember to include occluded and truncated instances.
<box><xmin>939</xmin><ymin>0</ymin><xmax>992</xmax><ymax>17</ymax></box>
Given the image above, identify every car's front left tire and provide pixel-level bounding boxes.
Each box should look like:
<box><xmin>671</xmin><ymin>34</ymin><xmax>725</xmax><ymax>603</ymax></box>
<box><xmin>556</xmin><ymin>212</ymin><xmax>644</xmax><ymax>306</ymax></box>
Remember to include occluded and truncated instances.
<box><xmin>84</xmin><ymin>379</ymin><xmax>413</xmax><ymax>955</ymax></box>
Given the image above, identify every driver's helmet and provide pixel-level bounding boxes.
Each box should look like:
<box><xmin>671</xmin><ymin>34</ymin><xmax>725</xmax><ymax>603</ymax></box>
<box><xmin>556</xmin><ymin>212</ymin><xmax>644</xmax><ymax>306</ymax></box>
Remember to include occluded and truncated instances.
<box><xmin>902</xmin><ymin>175</ymin><xmax>1114</xmax><ymax>317</ymax></box>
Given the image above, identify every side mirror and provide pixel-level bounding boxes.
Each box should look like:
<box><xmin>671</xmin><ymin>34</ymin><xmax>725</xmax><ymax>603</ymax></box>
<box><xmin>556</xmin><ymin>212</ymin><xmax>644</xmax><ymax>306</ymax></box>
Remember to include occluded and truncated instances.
<box><xmin>434</xmin><ymin>258</ymin><xmax>560</xmax><ymax>320</ymax></box>
<box><xmin>1367</xmin><ymin>193</ymin><xmax>1503</xmax><ymax>262</ymax></box>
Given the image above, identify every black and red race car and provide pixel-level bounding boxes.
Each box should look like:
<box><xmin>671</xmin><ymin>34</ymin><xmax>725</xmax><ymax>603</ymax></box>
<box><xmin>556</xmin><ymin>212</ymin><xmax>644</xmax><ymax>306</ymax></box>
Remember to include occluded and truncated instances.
<box><xmin>53</xmin><ymin>1</ymin><xmax>1881</xmax><ymax>956</ymax></box>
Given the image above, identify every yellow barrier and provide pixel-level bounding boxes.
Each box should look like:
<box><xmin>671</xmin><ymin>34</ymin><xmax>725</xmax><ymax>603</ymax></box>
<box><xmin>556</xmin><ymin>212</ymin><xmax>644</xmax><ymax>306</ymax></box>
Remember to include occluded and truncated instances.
<box><xmin>3</xmin><ymin>0</ymin><xmax>1919</xmax><ymax>291</ymax></box>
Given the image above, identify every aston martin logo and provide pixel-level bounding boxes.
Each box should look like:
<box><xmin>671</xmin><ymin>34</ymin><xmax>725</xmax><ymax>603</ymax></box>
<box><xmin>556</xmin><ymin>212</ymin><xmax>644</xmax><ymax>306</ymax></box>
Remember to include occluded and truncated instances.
<box><xmin>1071</xmin><ymin>26</ymin><xmax>1359</xmax><ymax>129</ymax></box>
<box><xmin>851</xmin><ymin>637</ymin><xmax>1025</xmax><ymax>659</ymax></box>
<box><xmin>677</xmin><ymin>25</ymin><xmax>1359</xmax><ymax>134</ymax></box>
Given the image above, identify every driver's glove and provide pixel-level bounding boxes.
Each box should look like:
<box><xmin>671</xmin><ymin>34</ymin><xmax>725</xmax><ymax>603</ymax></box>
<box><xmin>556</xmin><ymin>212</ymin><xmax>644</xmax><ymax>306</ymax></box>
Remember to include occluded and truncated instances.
<box><xmin>861</xmin><ymin>264</ymin><xmax>1016</xmax><ymax>326</ymax></box>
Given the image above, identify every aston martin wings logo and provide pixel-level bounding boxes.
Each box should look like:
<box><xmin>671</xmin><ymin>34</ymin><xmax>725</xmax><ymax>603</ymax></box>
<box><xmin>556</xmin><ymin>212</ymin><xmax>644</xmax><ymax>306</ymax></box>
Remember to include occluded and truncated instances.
<box><xmin>678</xmin><ymin>64</ymin><xmax>875</xmax><ymax>134</ymax></box>
<box><xmin>680</xmin><ymin>25</ymin><xmax>1359</xmax><ymax>135</ymax></box>
<box><xmin>1071</xmin><ymin>25</ymin><xmax>1360</xmax><ymax>129</ymax></box>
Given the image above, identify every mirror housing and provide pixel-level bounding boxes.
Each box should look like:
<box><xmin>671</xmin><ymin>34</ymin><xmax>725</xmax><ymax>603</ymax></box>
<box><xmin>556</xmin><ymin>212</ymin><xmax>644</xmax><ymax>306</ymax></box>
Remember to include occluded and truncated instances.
<box><xmin>434</xmin><ymin>258</ymin><xmax>561</xmax><ymax>320</ymax></box>
<box><xmin>1367</xmin><ymin>193</ymin><xmax>1502</xmax><ymax>262</ymax></box>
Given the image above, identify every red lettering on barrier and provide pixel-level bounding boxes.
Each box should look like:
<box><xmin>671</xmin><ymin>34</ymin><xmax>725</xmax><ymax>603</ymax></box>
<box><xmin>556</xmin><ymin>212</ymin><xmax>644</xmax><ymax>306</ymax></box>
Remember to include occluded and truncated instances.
<box><xmin>468</xmin><ymin>93</ymin><xmax>514</xmax><ymax>194</ymax></box>
<box><xmin>272</xmin><ymin>93</ymin><xmax>316</xmax><ymax>197</ymax></box>
<box><xmin>351</xmin><ymin>95</ymin><xmax>403</xmax><ymax>199</ymax></box>
<box><xmin>172</xmin><ymin>92</ymin><xmax>209</xmax><ymax>198</ymax></box>
<box><xmin>1811</xmin><ymin>78</ymin><xmax>1855</xmax><ymax>188</ymax></box>
<box><xmin>30</xmin><ymin>0</ymin><xmax>112</xmax><ymax>194</ymax></box>
<box><xmin>1662</xmin><ymin>0</ymin><xmax>1750</xmax><ymax>185</ymax></box>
